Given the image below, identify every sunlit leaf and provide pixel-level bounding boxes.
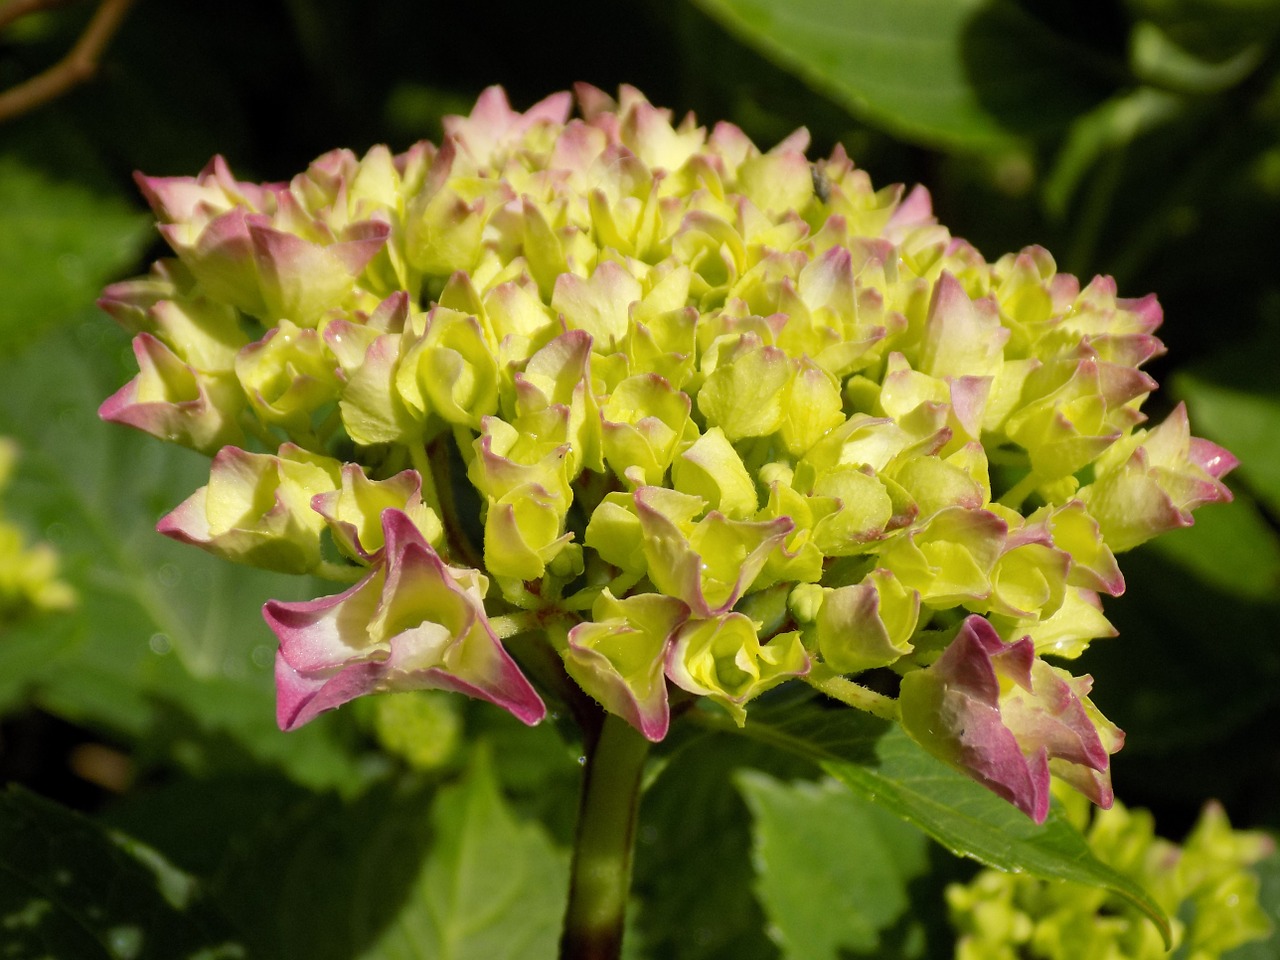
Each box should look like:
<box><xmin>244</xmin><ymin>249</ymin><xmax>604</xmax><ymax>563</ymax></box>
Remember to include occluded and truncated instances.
<box><xmin>687</xmin><ymin>0</ymin><xmax>1116</xmax><ymax>150</ymax></box>
<box><xmin>696</xmin><ymin>692</ymin><xmax>1171</xmax><ymax>946</ymax></box>
<box><xmin>364</xmin><ymin>750</ymin><xmax>569</xmax><ymax>960</ymax></box>
<box><xmin>738</xmin><ymin>771</ymin><xmax>929</xmax><ymax>959</ymax></box>
<box><xmin>0</xmin><ymin>320</ymin><xmax>363</xmax><ymax>789</ymax></box>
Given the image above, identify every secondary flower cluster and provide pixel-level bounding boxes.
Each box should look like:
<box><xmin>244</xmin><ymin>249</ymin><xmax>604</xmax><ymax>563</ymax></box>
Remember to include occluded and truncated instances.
<box><xmin>99</xmin><ymin>85</ymin><xmax>1235</xmax><ymax>821</ymax></box>
<box><xmin>948</xmin><ymin>790</ymin><xmax>1273</xmax><ymax>959</ymax></box>
<box><xmin>0</xmin><ymin>438</ymin><xmax>74</xmax><ymax>626</ymax></box>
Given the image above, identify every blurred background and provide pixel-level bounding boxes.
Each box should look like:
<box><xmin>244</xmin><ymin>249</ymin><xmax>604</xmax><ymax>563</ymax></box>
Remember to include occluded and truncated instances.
<box><xmin>1</xmin><ymin>0</ymin><xmax>1278</xmax><ymax>956</ymax></box>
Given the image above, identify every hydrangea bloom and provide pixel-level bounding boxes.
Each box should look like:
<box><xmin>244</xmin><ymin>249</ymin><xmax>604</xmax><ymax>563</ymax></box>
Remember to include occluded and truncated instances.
<box><xmin>948</xmin><ymin>790</ymin><xmax>1273</xmax><ymax>959</ymax></box>
<box><xmin>100</xmin><ymin>84</ymin><xmax>1234</xmax><ymax>821</ymax></box>
<box><xmin>0</xmin><ymin>438</ymin><xmax>75</xmax><ymax>624</ymax></box>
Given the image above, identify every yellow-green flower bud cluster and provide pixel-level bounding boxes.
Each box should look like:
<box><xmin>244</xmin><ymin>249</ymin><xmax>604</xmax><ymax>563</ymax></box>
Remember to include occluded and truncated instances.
<box><xmin>0</xmin><ymin>438</ymin><xmax>75</xmax><ymax>625</ymax></box>
<box><xmin>948</xmin><ymin>790</ymin><xmax>1274</xmax><ymax>960</ymax></box>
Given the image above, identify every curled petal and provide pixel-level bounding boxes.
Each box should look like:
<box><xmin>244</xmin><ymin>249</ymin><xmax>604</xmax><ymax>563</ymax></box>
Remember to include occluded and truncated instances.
<box><xmin>899</xmin><ymin>615</ymin><xmax>1121</xmax><ymax>822</ymax></box>
<box><xmin>563</xmin><ymin>591</ymin><xmax>688</xmax><ymax>741</ymax></box>
<box><xmin>816</xmin><ymin>568</ymin><xmax>919</xmax><ymax>673</ymax></box>
<box><xmin>264</xmin><ymin>510</ymin><xmax>545</xmax><ymax>730</ymax></box>
<box><xmin>1081</xmin><ymin>403</ymin><xmax>1237</xmax><ymax>552</ymax></box>
<box><xmin>636</xmin><ymin>486</ymin><xmax>792</xmax><ymax>617</ymax></box>
<box><xmin>310</xmin><ymin>464</ymin><xmax>442</xmax><ymax>562</ymax></box>
<box><xmin>666</xmin><ymin>612</ymin><xmax>808</xmax><ymax>725</ymax></box>
<box><xmin>158</xmin><ymin>445</ymin><xmax>339</xmax><ymax>573</ymax></box>
<box><xmin>98</xmin><ymin>333</ymin><xmax>244</xmax><ymax>454</ymax></box>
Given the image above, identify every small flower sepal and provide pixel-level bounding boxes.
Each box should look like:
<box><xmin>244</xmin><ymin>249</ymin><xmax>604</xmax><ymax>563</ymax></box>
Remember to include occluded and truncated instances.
<box><xmin>899</xmin><ymin>614</ymin><xmax>1122</xmax><ymax>822</ymax></box>
<box><xmin>1081</xmin><ymin>403</ymin><xmax>1237</xmax><ymax>552</ymax></box>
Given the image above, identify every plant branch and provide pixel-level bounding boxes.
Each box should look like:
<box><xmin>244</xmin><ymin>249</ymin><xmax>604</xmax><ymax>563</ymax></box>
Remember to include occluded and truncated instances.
<box><xmin>0</xmin><ymin>0</ymin><xmax>137</xmax><ymax>124</ymax></box>
<box><xmin>805</xmin><ymin>665</ymin><xmax>901</xmax><ymax>722</ymax></box>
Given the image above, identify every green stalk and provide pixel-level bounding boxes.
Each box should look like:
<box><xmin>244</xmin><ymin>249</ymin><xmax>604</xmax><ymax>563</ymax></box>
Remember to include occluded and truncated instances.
<box><xmin>559</xmin><ymin>711</ymin><xmax>650</xmax><ymax>960</ymax></box>
<box><xmin>805</xmin><ymin>663</ymin><xmax>901</xmax><ymax>722</ymax></box>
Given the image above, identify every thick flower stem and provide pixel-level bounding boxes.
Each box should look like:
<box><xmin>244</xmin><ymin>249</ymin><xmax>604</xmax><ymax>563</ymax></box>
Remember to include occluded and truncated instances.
<box><xmin>559</xmin><ymin>711</ymin><xmax>650</xmax><ymax>960</ymax></box>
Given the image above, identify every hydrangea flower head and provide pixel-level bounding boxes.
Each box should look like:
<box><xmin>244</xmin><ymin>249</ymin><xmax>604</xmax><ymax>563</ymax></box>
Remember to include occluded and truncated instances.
<box><xmin>0</xmin><ymin>438</ymin><xmax>75</xmax><ymax>624</ymax></box>
<box><xmin>101</xmin><ymin>85</ymin><xmax>1235</xmax><ymax>820</ymax></box>
<box><xmin>947</xmin><ymin>791</ymin><xmax>1273</xmax><ymax>959</ymax></box>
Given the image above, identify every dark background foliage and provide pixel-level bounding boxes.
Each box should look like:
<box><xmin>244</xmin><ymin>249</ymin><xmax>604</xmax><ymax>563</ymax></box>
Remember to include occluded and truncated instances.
<box><xmin>1</xmin><ymin>1</ymin><xmax>1278</xmax><ymax>957</ymax></box>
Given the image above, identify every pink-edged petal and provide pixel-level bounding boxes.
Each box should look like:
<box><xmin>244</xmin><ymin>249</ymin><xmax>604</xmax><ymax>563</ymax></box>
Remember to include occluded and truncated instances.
<box><xmin>404</xmin><ymin>651</ymin><xmax>546</xmax><ymax>727</ymax></box>
<box><xmin>899</xmin><ymin>615</ymin><xmax>1121</xmax><ymax>823</ymax></box>
<box><xmin>1190</xmin><ymin>435</ymin><xmax>1239</xmax><ymax>481</ymax></box>
<box><xmin>264</xmin><ymin>509</ymin><xmax>544</xmax><ymax>731</ymax></box>
<box><xmin>1117</xmin><ymin>291</ymin><xmax>1163</xmax><ymax>334</ymax></box>
<box><xmin>275</xmin><ymin>652</ymin><xmax>385</xmax><ymax>731</ymax></box>
<box><xmin>444</xmin><ymin>86</ymin><xmax>572</xmax><ymax>166</ymax></box>
<box><xmin>265</xmin><ymin>567</ymin><xmax>385</xmax><ymax>673</ymax></box>
<box><xmin>156</xmin><ymin>487</ymin><xmax>211</xmax><ymax>544</ymax></box>
<box><xmin>919</xmin><ymin>272</ymin><xmax>1009</xmax><ymax>379</ymax></box>
<box><xmin>98</xmin><ymin>333</ymin><xmax>242</xmax><ymax>454</ymax></box>
<box><xmin>885</xmin><ymin>184</ymin><xmax>935</xmax><ymax>235</ymax></box>
<box><xmin>248</xmin><ymin>219</ymin><xmax>389</xmax><ymax>323</ymax></box>
<box><xmin>562</xmin><ymin>594</ymin><xmax>688</xmax><ymax>742</ymax></box>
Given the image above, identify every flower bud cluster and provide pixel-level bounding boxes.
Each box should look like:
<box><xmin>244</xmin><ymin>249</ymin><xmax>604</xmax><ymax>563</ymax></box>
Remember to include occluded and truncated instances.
<box><xmin>101</xmin><ymin>85</ymin><xmax>1235</xmax><ymax>819</ymax></box>
<box><xmin>0</xmin><ymin>438</ymin><xmax>74</xmax><ymax>624</ymax></box>
<box><xmin>948</xmin><ymin>792</ymin><xmax>1273</xmax><ymax>959</ymax></box>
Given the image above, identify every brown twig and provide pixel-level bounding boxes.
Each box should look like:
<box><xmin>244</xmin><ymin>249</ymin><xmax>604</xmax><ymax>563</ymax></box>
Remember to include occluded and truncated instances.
<box><xmin>0</xmin><ymin>0</ymin><xmax>136</xmax><ymax>123</ymax></box>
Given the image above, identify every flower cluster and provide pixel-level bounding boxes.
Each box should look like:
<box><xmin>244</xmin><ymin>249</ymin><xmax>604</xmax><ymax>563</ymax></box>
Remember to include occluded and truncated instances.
<box><xmin>0</xmin><ymin>438</ymin><xmax>74</xmax><ymax>626</ymax></box>
<box><xmin>100</xmin><ymin>85</ymin><xmax>1235</xmax><ymax>820</ymax></box>
<box><xmin>948</xmin><ymin>790</ymin><xmax>1273</xmax><ymax>959</ymax></box>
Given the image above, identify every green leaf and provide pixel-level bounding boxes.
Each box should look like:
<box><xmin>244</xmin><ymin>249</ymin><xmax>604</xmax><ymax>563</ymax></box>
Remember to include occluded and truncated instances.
<box><xmin>362</xmin><ymin>750</ymin><xmax>569</xmax><ymax>960</ymax></box>
<box><xmin>1126</xmin><ymin>0</ymin><xmax>1280</xmax><ymax>66</ymax></box>
<box><xmin>0</xmin><ymin>320</ymin><xmax>363</xmax><ymax>790</ymax></box>
<box><xmin>1147</xmin><ymin>490</ymin><xmax>1280</xmax><ymax>604</ymax></box>
<box><xmin>0</xmin><ymin>785</ymin><xmax>244</xmax><ymax>959</ymax></box>
<box><xmin>1129</xmin><ymin>19</ymin><xmax>1265</xmax><ymax>94</ymax></box>
<box><xmin>1075</xmin><ymin>526</ymin><xmax>1280</xmax><ymax>763</ymax></box>
<box><xmin>695</xmin><ymin>692</ymin><xmax>1172</xmax><ymax>946</ymax></box>
<box><xmin>687</xmin><ymin>0</ymin><xmax>1117</xmax><ymax>150</ymax></box>
<box><xmin>108</xmin><ymin>770</ymin><xmax>433</xmax><ymax>960</ymax></box>
<box><xmin>1042</xmin><ymin>87</ymin><xmax>1185</xmax><ymax>219</ymax></box>
<box><xmin>0</xmin><ymin>154</ymin><xmax>150</xmax><ymax>349</ymax></box>
<box><xmin>105</xmin><ymin>745</ymin><xmax>572</xmax><ymax>960</ymax></box>
<box><xmin>635</xmin><ymin>734</ymin><xmax>804</xmax><ymax>960</ymax></box>
<box><xmin>737</xmin><ymin>771</ymin><xmax>929</xmax><ymax>959</ymax></box>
